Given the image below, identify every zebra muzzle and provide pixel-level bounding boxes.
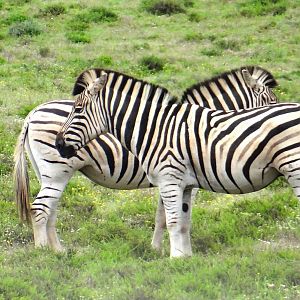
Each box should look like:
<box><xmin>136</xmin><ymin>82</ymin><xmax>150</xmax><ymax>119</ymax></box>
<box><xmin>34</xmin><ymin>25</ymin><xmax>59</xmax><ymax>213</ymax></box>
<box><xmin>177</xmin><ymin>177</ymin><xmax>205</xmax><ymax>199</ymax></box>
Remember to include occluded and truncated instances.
<box><xmin>55</xmin><ymin>132</ymin><xmax>76</xmax><ymax>158</ymax></box>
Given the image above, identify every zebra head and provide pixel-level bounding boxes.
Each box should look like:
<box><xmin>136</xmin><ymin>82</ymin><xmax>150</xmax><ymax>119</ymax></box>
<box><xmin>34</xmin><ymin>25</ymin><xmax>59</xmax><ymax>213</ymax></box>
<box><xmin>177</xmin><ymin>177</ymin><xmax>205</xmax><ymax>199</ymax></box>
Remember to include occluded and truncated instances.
<box><xmin>56</xmin><ymin>73</ymin><xmax>108</xmax><ymax>158</ymax></box>
<box><xmin>241</xmin><ymin>68</ymin><xmax>277</xmax><ymax>106</ymax></box>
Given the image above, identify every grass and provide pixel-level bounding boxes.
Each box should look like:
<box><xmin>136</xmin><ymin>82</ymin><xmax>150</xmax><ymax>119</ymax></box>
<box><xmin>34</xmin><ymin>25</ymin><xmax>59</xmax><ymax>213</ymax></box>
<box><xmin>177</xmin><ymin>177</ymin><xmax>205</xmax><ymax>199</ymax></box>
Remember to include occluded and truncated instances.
<box><xmin>0</xmin><ymin>0</ymin><xmax>299</xmax><ymax>299</ymax></box>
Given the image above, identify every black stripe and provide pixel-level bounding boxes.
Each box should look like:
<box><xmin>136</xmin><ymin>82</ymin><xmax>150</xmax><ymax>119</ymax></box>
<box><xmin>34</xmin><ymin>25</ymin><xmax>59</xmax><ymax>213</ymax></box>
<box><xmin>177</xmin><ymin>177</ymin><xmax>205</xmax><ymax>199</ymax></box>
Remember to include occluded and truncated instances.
<box><xmin>95</xmin><ymin>138</ymin><xmax>115</xmax><ymax>176</ymax></box>
<box><xmin>194</xmin><ymin>109</ymin><xmax>211</xmax><ymax>189</ymax></box>
<box><xmin>33</xmin><ymin>139</ymin><xmax>56</xmax><ymax>149</ymax></box>
<box><xmin>42</xmin><ymin>158</ymin><xmax>71</xmax><ymax>166</ymax></box>
<box><xmin>124</xmin><ymin>83</ymin><xmax>143</xmax><ymax>149</ymax></box>
<box><xmin>117</xmin><ymin>146</ymin><xmax>129</xmax><ymax>183</ymax></box>
<box><xmin>128</xmin><ymin>156</ymin><xmax>142</xmax><ymax>185</ymax></box>
<box><xmin>153</xmin><ymin>105</ymin><xmax>182</xmax><ymax>170</ymax></box>
<box><xmin>242</xmin><ymin>112</ymin><xmax>300</xmax><ymax>184</ymax></box>
<box><xmin>82</xmin><ymin>145</ymin><xmax>103</xmax><ymax>173</ymax></box>
<box><xmin>39</xmin><ymin>108</ymin><xmax>70</xmax><ymax>117</ymax></box>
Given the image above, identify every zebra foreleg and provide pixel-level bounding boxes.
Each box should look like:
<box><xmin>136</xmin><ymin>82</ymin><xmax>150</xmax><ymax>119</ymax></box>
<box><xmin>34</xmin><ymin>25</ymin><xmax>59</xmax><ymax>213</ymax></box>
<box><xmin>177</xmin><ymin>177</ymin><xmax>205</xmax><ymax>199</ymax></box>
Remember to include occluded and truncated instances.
<box><xmin>151</xmin><ymin>196</ymin><xmax>166</xmax><ymax>252</ymax></box>
<box><xmin>160</xmin><ymin>184</ymin><xmax>193</xmax><ymax>258</ymax></box>
<box><xmin>151</xmin><ymin>188</ymin><xmax>196</xmax><ymax>253</ymax></box>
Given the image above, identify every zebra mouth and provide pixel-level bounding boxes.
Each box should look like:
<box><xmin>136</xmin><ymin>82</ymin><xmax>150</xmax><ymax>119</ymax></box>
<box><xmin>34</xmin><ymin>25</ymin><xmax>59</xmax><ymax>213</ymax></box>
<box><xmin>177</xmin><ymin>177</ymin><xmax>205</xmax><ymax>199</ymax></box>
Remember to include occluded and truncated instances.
<box><xmin>55</xmin><ymin>133</ymin><xmax>76</xmax><ymax>158</ymax></box>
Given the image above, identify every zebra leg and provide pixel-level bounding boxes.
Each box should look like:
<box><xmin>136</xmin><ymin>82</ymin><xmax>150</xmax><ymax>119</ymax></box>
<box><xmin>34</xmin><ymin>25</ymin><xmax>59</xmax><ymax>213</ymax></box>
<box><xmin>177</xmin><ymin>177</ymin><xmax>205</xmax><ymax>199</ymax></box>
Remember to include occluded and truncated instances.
<box><xmin>280</xmin><ymin>161</ymin><xmax>300</xmax><ymax>199</ymax></box>
<box><xmin>46</xmin><ymin>186</ymin><xmax>66</xmax><ymax>252</ymax></box>
<box><xmin>160</xmin><ymin>184</ymin><xmax>193</xmax><ymax>258</ymax></box>
<box><xmin>31</xmin><ymin>181</ymin><xmax>67</xmax><ymax>252</ymax></box>
<box><xmin>151</xmin><ymin>195</ymin><xmax>166</xmax><ymax>252</ymax></box>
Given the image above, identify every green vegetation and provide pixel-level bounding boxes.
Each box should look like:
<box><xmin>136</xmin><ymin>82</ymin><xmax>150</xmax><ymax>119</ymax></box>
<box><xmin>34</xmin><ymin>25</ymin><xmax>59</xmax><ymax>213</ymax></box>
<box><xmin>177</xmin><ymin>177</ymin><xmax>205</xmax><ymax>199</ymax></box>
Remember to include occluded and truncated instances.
<box><xmin>139</xmin><ymin>55</ymin><xmax>166</xmax><ymax>72</ymax></box>
<box><xmin>8</xmin><ymin>20</ymin><xmax>42</xmax><ymax>37</ymax></box>
<box><xmin>0</xmin><ymin>0</ymin><xmax>299</xmax><ymax>299</ymax></box>
<box><xmin>141</xmin><ymin>0</ymin><xmax>186</xmax><ymax>15</ymax></box>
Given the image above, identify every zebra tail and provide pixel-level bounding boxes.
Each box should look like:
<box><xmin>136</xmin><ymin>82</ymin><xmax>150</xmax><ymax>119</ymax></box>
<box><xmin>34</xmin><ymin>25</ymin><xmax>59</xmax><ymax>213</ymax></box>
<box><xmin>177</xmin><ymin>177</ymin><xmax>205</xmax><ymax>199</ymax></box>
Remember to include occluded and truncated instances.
<box><xmin>13</xmin><ymin>116</ymin><xmax>31</xmax><ymax>224</ymax></box>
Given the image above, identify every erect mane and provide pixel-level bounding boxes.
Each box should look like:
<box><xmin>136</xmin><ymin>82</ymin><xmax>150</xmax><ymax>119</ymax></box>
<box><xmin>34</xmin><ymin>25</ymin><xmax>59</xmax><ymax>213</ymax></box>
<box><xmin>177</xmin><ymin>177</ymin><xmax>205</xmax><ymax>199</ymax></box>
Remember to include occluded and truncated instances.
<box><xmin>181</xmin><ymin>65</ymin><xmax>278</xmax><ymax>103</ymax></box>
<box><xmin>72</xmin><ymin>68</ymin><xmax>178</xmax><ymax>104</ymax></box>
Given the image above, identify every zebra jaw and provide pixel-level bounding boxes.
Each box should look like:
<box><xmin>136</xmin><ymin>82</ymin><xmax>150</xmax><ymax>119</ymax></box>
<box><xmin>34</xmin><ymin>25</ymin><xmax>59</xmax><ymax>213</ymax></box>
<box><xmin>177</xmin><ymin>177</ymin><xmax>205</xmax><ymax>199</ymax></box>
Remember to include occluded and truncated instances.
<box><xmin>55</xmin><ymin>132</ymin><xmax>77</xmax><ymax>158</ymax></box>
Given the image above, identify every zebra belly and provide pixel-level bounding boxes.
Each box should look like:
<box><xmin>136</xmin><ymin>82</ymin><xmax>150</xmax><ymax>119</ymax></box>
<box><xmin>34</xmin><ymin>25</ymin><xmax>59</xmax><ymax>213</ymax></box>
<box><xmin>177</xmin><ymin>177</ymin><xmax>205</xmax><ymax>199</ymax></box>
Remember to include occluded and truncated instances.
<box><xmin>195</xmin><ymin>164</ymin><xmax>280</xmax><ymax>194</ymax></box>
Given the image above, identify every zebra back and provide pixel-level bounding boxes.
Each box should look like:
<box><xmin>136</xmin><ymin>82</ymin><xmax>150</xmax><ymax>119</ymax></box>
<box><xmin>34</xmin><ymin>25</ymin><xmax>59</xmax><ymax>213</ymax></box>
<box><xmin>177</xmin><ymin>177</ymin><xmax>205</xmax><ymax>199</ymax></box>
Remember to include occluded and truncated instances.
<box><xmin>181</xmin><ymin>66</ymin><xmax>278</xmax><ymax>110</ymax></box>
<box><xmin>72</xmin><ymin>68</ymin><xmax>178</xmax><ymax>105</ymax></box>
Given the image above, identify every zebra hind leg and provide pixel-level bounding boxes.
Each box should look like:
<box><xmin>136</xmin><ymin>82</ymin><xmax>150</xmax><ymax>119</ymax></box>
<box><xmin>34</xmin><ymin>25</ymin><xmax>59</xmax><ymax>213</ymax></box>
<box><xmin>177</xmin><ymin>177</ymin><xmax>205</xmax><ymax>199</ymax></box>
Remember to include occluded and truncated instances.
<box><xmin>160</xmin><ymin>184</ymin><xmax>193</xmax><ymax>258</ymax></box>
<box><xmin>280</xmin><ymin>161</ymin><xmax>300</xmax><ymax>200</ymax></box>
<box><xmin>31</xmin><ymin>183</ymin><xmax>66</xmax><ymax>252</ymax></box>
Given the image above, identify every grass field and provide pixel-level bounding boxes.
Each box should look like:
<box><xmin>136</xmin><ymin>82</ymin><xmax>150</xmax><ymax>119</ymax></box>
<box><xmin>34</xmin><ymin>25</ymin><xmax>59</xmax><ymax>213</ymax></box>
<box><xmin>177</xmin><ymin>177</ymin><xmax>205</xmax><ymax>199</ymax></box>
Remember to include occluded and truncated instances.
<box><xmin>0</xmin><ymin>0</ymin><xmax>299</xmax><ymax>299</ymax></box>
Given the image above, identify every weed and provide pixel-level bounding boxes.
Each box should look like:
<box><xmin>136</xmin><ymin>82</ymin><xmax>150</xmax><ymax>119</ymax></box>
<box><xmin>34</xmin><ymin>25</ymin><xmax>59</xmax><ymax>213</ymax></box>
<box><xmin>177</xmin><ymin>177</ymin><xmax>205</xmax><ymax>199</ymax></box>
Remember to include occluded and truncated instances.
<box><xmin>139</xmin><ymin>55</ymin><xmax>166</xmax><ymax>72</ymax></box>
<box><xmin>40</xmin><ymin>3</ymin><xmax>66</xmax><ymax>16</ymax></box>
<box><xmin>39</xmin><ymin>47</ymin><xmax>50</xmax><ymax>58</ymax></box>
<box><xmin>92</xmin><ymin>55</ymin><xmax>113</xmax><ymax>67</ymax></box>
<box><xmin>188</xmin><ymin>12</ymin><xmax>206</xmax><ymax>22</ymax></box>
<box><xmin>142</xmin><ymin>0</ymin><xmax>185</xmax><ymax>15</ymax></box>
<box><xmin>238</xmin><ymin>0</ymin><xmax>287</xmax><ymax>17</ymax></box>
<box><xmin>66</xmin><ymin>17</ymin><xmax>89</xmax><ymax>32</ymax></box>
<box><xmin>66</xmin><ymin>31</ymin><xmax>91</xmax><ymax>44</ymax></box>
<box><xmin>82</xmin><ymin>7</ymin><xmax>118</xmax><ymax>23</ymax></box>
<box><xmin>201</xmin><ymin>48</ymin><xmax>222</xmax><ymax>57</ymax></box>
<box><xmin>3</xmin><ymin>13</ymin><xmax>28</xmax><ymax>25</ymax></box>
<box><xmin>8</xmin><ymin>20</ymin><xmax>42</xmax><ymax>37</ymax></box>
<box><xmin>215</xmin><ymin>38</ymin><xmax>241</xmax><ymax>51</ymax></box>
<box><xmin>184</xmin><ymin>32</ymin><xmax>204</xmax><ymax>42</ymax></box>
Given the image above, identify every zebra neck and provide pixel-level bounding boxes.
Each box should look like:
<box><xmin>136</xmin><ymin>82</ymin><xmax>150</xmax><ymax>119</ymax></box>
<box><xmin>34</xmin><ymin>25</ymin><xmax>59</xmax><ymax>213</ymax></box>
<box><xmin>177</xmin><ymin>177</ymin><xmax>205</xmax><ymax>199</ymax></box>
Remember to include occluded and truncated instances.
<box><xmin>107</xmin><ymin>101</ymin><xmax>198</xmax><ymax>168</ymax></box>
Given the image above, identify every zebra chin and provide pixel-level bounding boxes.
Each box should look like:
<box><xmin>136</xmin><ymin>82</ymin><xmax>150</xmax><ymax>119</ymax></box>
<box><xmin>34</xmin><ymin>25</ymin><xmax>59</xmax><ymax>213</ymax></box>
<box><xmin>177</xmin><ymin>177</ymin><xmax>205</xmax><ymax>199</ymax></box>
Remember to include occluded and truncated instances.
<box><xmin>55</xmin><ymin>134</ymin><xmax>77</xmax><ymax>158</ymax></box>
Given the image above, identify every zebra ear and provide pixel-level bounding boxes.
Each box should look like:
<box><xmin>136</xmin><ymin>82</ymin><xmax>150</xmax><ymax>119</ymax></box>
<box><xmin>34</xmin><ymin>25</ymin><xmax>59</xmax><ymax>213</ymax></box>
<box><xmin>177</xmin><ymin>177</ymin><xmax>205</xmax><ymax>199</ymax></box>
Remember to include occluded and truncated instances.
<box><xmin>90</xmin><ymin>73</ymin><xmax>108</xmax><ymax>95</ymax></box>
<box><xmin>242</xmin><ymin>68</ymin><xmax>260</xmax><ymax>90</ymax></box>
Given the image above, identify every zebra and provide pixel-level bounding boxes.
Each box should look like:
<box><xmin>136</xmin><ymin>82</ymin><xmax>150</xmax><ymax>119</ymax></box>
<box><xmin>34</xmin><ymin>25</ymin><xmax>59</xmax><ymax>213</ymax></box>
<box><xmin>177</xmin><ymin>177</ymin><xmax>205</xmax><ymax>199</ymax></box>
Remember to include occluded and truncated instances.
<box><xmin>14</xmin><ymin>66</ymin><xmax>278</xmax><ymax>252</ymax></box>
<box><xmin>54</xmin><ymin>69</ymin><xmax>300</xmax><ymax>258</ymax></box>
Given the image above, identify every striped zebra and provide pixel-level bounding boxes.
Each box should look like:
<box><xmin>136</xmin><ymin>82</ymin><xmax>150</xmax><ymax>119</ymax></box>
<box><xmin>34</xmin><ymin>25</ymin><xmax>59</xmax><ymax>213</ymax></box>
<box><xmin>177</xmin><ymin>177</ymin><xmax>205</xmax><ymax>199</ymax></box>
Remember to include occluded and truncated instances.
<box><xmin>14</xmin><ymin>66</ymin><xmax>278</xmax><ymax>252</ymax></box>
<box><xmin>54</xmin><ymin>69</ymin><xmax>299</xmax><ymax>258</ymax></box>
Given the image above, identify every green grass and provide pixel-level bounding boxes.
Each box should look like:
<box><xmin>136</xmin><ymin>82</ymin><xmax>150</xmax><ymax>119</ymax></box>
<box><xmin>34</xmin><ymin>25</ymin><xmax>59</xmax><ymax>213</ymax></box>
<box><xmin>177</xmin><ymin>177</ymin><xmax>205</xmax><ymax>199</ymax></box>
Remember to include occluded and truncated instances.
<box><xmin>0</xmin><ymin>0</ymin><xmax>299</xmax><ymax>299</ymax></box>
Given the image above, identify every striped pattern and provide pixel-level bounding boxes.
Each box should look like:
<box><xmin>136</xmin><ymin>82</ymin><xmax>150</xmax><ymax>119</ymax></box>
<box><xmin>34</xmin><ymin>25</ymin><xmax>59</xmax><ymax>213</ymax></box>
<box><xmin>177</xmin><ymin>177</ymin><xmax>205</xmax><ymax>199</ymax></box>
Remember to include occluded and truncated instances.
<box><xmin>182</xmin><ymin>66</ymin><xmax>277</xmax><ymax>110</ymax></box>
<box><xmin>14</xmin><ymin>66</ymin><xmax>278</xmax><ymax>252</ymax></box>
<box><xmin>56</xmin><ymin>70</ymin><xmax>299</xmax><ymax>257</ymax></box>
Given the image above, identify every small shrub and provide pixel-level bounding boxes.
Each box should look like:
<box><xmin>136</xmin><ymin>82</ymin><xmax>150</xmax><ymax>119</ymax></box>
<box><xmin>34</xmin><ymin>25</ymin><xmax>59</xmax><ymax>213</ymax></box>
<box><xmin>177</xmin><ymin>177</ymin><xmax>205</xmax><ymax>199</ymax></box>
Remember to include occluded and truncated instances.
<box><xmin>93</xmin><ymin>55</ymin><xmax>113</xmax><ymax>67</ymax></box>
<box><xmin>39</xmin><ymin>47</ymin><xmax>50</xmax><ymax>57</ymax></box>
<box><xmin>183</xmin><ymin>0</ymin><xmax>194</xmax><ymax>7</ymax></box>
<box><xmin>4</xmin><ymin>13</ymin><xmax>28</xmax><ymax>25</ymax></box>
<box><xmin>201</xmin><ymin>48</ymin><xmax>222</xmax><ymax>57</ymax></box>
<box><xmin>66</xmin><ymin>31</ymin><xmax>91</xmax><ymax>43</ymax></box>
<box><xmin>8</xmin><ymin>20</ymin><xmax>42</xmax><ymax>37</ymax></box>
<box><xmin>188</xmin><ymin>12</ymin><xmax>206</xmax><ymax>22</ymax></box>
<box><xmin>0</xmin><ymin>57</ymin><xmax>5</xmax><ymax>64</ymax></box>
<box><xmin>40</xmin><ymin>3</ymin><xmax>66</xmax><ymax>16</ymax></box>
<box><xmin>66</xmin><ymin>17</ymin><xmax>89</xmax><ymax>32</ymax></box>
<box><xmin>82</xmin><ymin>7</ymin><xmax>118</xmax><ymax>23</ymax></box>
<box><xmin>215</xmin><ymin>39</ymin><xmax>241</xmax><ymax>51</ymax></box>
<box><xmin>184</xmin><ymin>32</ymin><xmax>204</xmax><ymax>42</ymax></box>
<box><xmin>238</xmin><ymin>0</ymin><xmax>287</xmax><ymax>17</ymax></box>
<box><xmin>142</xmin><ymin>0</ymin><xmax>185</xmax><ymax>15</ymax></box>
<box><xmin>139</xmin><ymin>55</ymin><xmax>166</xmax><ymax>72</ymax></box>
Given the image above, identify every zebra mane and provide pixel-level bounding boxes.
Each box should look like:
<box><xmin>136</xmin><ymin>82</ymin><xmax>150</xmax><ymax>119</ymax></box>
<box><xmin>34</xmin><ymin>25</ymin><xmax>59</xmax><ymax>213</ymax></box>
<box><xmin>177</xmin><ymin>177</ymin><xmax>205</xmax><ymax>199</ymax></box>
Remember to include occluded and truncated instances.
<box><xmin>181</xmin><ymin>65</ymin><xmax>278</xmax><ymax>102</ymax></box>
<box><xmin>72</xmin><ymin>68</ymin><xmax>178</xmax><ymax>104</ymax></box>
